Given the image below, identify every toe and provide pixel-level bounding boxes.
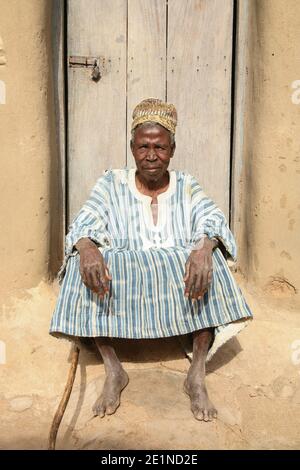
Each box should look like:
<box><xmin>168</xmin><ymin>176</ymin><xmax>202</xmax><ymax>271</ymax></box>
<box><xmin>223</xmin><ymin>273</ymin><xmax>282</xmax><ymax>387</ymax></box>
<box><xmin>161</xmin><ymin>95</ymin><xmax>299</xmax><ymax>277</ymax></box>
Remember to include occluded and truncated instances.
<box><xmin>105</xmin><ymin>400</ymin><xmax>119</xmax><ymax>415</ymax></box>
<box><xmin>195</xmin><ymin>408</ymin><xmax>204</xmax><ymax>421</ymax></box>
<box><xmin>93</xmin><ymin>404</ymin><xmax>105</xmax><ymax>418</ymax></box>
<box><xmin>191</xmin><ymin>403</ymin><xmax>199</xmax><ymax>417</ymax></box>
<box><xmin>203</xmin><ymin>409</ymin><xmax>209</xmax><ymax>422</ymax></box>
<box><xmin>92</xmin><ymin>395</ymin><xmax>106</xmax><ymax>417</ymax></box>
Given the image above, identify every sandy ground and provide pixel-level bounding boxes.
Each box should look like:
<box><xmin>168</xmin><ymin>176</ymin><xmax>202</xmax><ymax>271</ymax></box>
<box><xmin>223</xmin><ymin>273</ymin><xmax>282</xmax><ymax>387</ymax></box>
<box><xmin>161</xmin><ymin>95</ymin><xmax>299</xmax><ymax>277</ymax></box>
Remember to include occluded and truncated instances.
<box><xmin>0</xmin><ymin>276</ymin><xmax>300</xmax><ymax>450</ymax></box>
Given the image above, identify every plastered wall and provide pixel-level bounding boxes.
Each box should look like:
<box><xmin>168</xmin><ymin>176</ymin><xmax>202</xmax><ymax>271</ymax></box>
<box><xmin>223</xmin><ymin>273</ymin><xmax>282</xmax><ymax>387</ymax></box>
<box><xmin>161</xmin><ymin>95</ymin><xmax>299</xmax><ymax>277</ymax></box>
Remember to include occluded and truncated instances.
<box><xmin>0</xmin><ymin>0</ymin><xmax>299</xmax><ymax>306</ymax></box>
<box><xmin>0</xmin><ymin>0</ymin><xmax>62</xmax><ymax>303</ymax></box>
<box><xmin>237</xmin><ymin>0</ymin><xmax>300</xmax><ymax>305</ymax></box>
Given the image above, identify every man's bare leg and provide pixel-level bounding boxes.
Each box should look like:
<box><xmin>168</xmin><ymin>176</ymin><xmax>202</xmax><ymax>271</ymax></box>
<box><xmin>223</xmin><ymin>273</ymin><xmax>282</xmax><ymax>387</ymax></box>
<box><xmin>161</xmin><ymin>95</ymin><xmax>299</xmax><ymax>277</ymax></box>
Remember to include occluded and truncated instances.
<box><xmin>184</xmin><ymin>328</ymin><xmax>217</xmax><ymax>422</ymax></box>
<box><xmin>93</xmin><ymin>337</ymin><xmax>129</xmax><ymax>417</ymax></box>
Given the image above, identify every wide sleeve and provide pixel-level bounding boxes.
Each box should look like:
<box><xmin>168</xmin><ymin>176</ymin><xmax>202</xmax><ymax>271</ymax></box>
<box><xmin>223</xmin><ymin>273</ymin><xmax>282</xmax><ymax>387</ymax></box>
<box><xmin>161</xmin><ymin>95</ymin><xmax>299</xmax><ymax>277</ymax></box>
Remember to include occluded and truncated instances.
<box><xmin>65</xmin><ymin>171</ymin><xmax>111</xmax><ymax>255</ymax></box>
<box><xmin>57</xmin><ymin>171</ymin><xmax>111</xmax><ymax>284</ymax></box>
<box><xmin>190</xmin><ymin>175</ymin><xmax>237</xmax><ymax>261</ymax></box>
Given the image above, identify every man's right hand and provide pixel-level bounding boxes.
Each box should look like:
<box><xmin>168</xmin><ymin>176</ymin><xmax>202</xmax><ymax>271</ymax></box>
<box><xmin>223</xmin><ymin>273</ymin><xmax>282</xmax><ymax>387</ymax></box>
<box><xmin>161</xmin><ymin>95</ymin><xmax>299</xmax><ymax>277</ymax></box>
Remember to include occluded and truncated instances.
<box><xmin>75</xmin><ymin>238</ymin><xmax>112</xmax><ymax>299</ymax></box>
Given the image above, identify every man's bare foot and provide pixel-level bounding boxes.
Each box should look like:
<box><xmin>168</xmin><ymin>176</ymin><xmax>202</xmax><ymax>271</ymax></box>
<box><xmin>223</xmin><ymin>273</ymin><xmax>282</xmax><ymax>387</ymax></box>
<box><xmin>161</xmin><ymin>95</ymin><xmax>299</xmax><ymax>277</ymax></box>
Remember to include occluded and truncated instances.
<box><xmin>92</xmin><ymin>368</ymin><xmax>129</xmax><ymax>418</ymax></box>
<box><xmin>184</xmin><ymin>377</ymin><xmax>217</xmax><ymax>422</ymax></box>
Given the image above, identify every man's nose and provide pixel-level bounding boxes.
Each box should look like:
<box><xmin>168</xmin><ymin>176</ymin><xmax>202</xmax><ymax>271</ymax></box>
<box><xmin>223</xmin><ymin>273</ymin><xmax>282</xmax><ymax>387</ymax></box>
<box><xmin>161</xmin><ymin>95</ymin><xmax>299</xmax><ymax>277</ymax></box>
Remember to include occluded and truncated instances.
<box><xmin>146</xmin><ymin>149</ymin><xmax>157</xmax><ymax>160</ymax></box>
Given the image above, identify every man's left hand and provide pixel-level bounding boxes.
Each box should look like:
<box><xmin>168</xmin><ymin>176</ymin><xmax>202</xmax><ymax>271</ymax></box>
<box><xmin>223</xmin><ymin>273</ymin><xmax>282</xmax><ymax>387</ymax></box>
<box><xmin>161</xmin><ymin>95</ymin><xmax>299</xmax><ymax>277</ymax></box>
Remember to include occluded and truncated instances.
<box><xmin>183</xmin><ymin>237</ymin><xmax>217</xmax><ymax>300</ymax></box>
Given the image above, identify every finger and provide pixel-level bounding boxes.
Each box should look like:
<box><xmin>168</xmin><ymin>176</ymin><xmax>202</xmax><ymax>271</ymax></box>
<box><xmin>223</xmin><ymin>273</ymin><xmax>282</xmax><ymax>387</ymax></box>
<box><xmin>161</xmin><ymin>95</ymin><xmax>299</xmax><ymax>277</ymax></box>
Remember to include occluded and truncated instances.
<box><xmin>99</xmin><ymin>267</ymin><xmax>110</xmax><ymax>293</ymax></box>
<box><xmin>191</xmin><ymin>271</ymin><xmax>202</xmax><ymax>299</ymax></box>
<box><xmin>96</xmin><ymin>282</ymin><xmax>106</xmax><ymax>297</ymax></box>
<box><xmin>199</xmin><ymin>270</ymin><xmax>208</xmax><ymax>297</ymax></box>
<box><xmin>185</xmin><ymin>272</ymin><xmax>197</xmax><ymax>298</ymax></box>
<box><xmin>85</xmin><ymin>269</ymin><xmax>105</xmax><ymax>295</ymax></box>
<box><xmin>202</xmin><ymin>267</ymin><xmax>209</xmax><ymax>293</ymax></box>
<box><xmin>183</xmin><ymin>261</ymin><xmax>190</xmax><ymax>282</ymax></box>
<box><xmin>80</xmin><ymin>269</ymin><xmax>88</xmax><ymax>286</ymax></box>
<box><xmin>90</xmin><ymin>269</ymin><xmax>101</xmax><ymax>292</ymax></box>
<box><xmin>105</xmin><ymin>265</ymin><xmax>112</xmax><ymax>280</ymax></box>
<box><xmin>95</xmin><ymin>281</ymin><xmax>106</xmax><ymax>298</ymax></box>
<box><xmin>199</xmin><ymin>267</ymin><xmax>213</xmax><ymax>297</ymax></box>
<box><xmin>98</xmin><ymin>272</ymin><xmax>108</xmax><ymax>296</ymax></box>
<box><xmin>193</xmin><ymin>273</ymin><xmax>203</xmax><ymax>299</ymax></box>
<box><xmin>207</xmin><ymin>269</ymin><xmax>213</xmax><ymax>285</ymax></box>
<box><xmin>190</xmin><ymin>273</ymin><xmax>199</xmax><ymax>298</ymax></box>
<box><xmin>84</xmin><ymin>269</ymin><xmax>94</xmax><ymax>291</ymax></box>
<box><xmin>201</xmin><ymin>268</ymin><xmax>211</xmax><ymax>296</ymax></box>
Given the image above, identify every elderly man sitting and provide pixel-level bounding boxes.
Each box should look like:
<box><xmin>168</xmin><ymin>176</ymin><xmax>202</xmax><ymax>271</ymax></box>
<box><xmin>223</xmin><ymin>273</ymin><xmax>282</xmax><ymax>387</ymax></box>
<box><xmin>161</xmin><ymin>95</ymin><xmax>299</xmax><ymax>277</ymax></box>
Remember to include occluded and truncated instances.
<box><xmin>50</xmin><ymin>98</ymin><xmax>252</xmax><ymax>422</ymax></box>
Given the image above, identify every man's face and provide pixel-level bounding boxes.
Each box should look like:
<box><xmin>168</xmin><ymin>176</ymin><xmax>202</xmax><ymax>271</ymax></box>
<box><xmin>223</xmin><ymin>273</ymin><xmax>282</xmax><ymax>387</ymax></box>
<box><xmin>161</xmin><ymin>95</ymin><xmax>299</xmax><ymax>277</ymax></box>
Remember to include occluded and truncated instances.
<box><xmin>130</xmin><ymin>124</ymin><xmax>175</xmax><ymax>183</ymax></box>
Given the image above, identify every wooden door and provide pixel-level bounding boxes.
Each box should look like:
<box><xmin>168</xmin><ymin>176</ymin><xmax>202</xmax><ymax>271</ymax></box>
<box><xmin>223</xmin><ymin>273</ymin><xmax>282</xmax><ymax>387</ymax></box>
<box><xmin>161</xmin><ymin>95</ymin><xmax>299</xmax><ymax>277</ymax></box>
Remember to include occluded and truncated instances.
<box><xmin>67</xmin><ymin>0</ymin><xmax>233</xmax><ymax>222</ymax></box>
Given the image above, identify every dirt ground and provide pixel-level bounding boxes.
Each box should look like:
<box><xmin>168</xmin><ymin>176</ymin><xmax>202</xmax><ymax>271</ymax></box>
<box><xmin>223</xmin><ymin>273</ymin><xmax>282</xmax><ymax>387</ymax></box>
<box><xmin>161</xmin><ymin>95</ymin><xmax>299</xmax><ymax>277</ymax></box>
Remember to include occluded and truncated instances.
<box><xmin>1</xmin><ymin>275</ymin><xmax>300</xmax><ymax>450</ymax></box>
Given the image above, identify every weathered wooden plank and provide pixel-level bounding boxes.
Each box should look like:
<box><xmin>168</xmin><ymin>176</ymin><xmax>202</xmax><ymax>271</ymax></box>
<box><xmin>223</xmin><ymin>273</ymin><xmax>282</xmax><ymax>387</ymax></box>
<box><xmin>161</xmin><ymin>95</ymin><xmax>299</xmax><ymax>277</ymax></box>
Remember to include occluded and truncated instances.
<box><xmin>167</xmin><ymin>0</ymin><xmax>233</xmax><ymax>218</ymax></box>
<box><xmin>51</xmin><ymin>0</ymin><xmax>66</xmax><ymax>275</ymax></box>
<box><xmin>127</xmin><ymin>0</ymin><xmax>167</xmax><ymax>167</ymax></box>
<box><xmin>231</xmin><ymin>0</ymin><xmax>253</xmax><ymax>251</ymax></box>
<box><xmin>68</xmin><ymin>0</ymin><xmax>127</xmax><ymax>222</ymax></box>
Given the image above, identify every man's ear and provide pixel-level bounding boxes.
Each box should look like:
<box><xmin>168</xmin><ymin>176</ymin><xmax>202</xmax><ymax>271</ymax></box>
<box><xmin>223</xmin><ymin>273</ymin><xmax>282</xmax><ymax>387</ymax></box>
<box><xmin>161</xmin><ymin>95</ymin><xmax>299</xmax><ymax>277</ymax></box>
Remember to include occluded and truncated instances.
<box><xmin>130</xmin><ymin>140</ymin><xmax>134</xmax><ymax>151</ymax></box>
<box><xmin>170</xmin><ymin>142</ymin><xmax>176</xmax><ymax>157</ymax></box>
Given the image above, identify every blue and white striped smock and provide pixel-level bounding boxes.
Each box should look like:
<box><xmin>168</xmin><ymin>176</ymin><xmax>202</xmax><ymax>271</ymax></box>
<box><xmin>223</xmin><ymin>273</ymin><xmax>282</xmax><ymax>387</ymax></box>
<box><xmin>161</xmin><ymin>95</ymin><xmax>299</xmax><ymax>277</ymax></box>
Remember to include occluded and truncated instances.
<box><xmin>50</xmin><ymin>168</ymin><xmax>252</xmax><ymax>355</ymax></box>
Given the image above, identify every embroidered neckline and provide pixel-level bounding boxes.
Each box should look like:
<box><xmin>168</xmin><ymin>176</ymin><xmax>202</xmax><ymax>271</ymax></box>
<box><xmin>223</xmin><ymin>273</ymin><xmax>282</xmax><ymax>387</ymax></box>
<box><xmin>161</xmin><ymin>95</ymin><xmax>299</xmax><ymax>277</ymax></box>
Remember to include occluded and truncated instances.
<box><xmin>127</xmin><ymin>168</ymin><xmax>177</xmax><ymax>202</ymax></box>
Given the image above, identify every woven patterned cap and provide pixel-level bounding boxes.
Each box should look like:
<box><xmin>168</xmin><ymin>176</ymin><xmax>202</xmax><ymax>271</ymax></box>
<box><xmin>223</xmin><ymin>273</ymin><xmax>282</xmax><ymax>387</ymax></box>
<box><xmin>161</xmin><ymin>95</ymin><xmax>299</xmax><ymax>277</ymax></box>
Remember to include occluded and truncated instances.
<box><xmin>131</xmin><ymin>98</ymin><xmax>177</xmax><ymax>134</ymax></box>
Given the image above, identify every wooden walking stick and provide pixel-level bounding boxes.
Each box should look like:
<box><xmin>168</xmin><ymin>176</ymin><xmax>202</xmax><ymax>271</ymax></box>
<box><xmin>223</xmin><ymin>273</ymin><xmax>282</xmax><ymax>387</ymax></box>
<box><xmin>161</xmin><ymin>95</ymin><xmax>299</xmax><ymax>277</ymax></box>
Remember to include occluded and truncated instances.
<box><xmin>48</xmin><ymin>343</ymin><xmax>80</xmax><ymax>450</ymax></box>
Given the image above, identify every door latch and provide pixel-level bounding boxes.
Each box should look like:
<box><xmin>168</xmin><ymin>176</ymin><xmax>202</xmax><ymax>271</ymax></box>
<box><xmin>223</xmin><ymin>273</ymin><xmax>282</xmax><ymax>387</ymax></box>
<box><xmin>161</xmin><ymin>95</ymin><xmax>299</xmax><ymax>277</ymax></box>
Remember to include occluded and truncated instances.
<box><xmin>68</xmin><ymin>56</ymin><xmax>101</xmax><ymax>82</ymax></box>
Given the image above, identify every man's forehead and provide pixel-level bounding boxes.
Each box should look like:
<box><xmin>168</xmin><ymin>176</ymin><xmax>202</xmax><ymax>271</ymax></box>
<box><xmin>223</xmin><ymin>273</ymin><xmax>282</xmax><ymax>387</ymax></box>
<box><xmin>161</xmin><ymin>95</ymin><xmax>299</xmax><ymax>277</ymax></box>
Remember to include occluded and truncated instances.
<box><xmin>134</xmin><ymin>125</ymin><xmax>170</xmax><ymax>140</ymax></box>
